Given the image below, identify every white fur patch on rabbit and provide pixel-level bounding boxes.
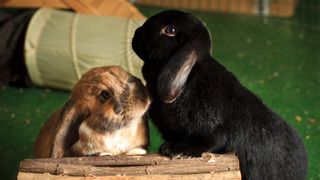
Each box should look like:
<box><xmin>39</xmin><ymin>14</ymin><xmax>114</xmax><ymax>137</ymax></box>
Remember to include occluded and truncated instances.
<box><xmin>73</xmin><ymin>117</ymin><xmax>147</xmax><ymax>156</ymax></box>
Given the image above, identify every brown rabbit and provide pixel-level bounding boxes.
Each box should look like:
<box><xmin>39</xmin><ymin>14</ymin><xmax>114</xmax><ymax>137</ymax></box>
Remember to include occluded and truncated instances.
<box><xmin>34</xmin><ymin>66</ymin><xmax>150</xmax><ymax>158</ymax></box>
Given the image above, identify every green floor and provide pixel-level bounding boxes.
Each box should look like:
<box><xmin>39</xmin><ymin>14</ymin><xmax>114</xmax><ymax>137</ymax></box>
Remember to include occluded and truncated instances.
<box><xmin>1</xmin><ymin>5</ymin><xmax>319</xmax><ymax>180</ymax></box>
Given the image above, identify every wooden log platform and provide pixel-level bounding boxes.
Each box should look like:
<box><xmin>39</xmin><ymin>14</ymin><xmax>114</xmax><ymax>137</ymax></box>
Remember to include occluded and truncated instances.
<box><xmin>18</xmin><ymin>153</ymin><xmax>241</xmax><ymax>180</ymax></box>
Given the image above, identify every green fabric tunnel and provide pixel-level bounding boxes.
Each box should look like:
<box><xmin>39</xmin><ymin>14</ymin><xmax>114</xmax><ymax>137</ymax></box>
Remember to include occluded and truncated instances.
<box><xmin>25</xmin><ymin>8</ymin><xmax>145</xmax><ymax>90</ymax></box>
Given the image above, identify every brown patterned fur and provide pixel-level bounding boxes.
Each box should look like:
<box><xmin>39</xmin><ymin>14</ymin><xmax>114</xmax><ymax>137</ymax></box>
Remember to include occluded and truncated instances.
<box><xmin>34</xmin><ymin>66</ymin><xmax>150</xmax><ymax>158</ymax></box>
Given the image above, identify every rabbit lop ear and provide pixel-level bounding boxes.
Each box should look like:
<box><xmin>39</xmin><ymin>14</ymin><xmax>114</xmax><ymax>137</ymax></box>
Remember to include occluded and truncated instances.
<box><xmin>157</xmin><ymin>45</ymin><xmax>197</xmax><ymax>104</ymax></box>
<box><xmin>51</xmin><ymin>100</ymin><xmax>89</xmax><ymax>158</ymax></box>
<box><xmin>157</xmin><ymin>23</ymin><xmax>211</xmax><ymax>104</ymax></box>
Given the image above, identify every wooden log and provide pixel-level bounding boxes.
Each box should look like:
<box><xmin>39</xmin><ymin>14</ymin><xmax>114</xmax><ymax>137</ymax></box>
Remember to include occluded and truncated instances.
<box><xmin>62</xmin><ymin>0</ymin><xmax>100</xmax><ymax>15</ymax></box>
<box><xmin>18</xmin><ymin>171</ymin><xmax>241</xmax><ymax>180</ymax></box>
<box><xmin>1</xmin><ymin>0</ymin><xmax>145</xmax><ymax>19</ymax></box>
<box><xmin>20</xmin><ymin>162</ymin><xmax>236</xmax><ymax>176</ymax></box>
<box><xmin>18</xmin><ymin>153</ymin><xmax>241</xmax><ymax>179</ymax></box>
<box><xmin>0</xmin><ymin>0</ymin><xmax>67</xmax><ymax>8</ymax></box>
<box><xmin>20</xmin><ymin>152</ymin><xmax>238</xmax><ymax>166</ymax></box>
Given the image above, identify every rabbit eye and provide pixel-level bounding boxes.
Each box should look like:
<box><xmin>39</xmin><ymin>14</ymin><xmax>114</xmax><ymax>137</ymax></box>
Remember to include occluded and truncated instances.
<box><xmin>162</xmin><ymin>25</ymin><xmax>177</xmax><ymax>37</ymax></box>
<box><xmin>99</xmin><ymin>90</ymin><xmax>110</xmax><ymax>102</ymax></box>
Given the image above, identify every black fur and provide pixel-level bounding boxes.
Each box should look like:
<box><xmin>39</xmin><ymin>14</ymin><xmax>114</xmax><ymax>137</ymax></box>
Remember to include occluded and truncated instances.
<box><xmin>132</xmin><ymin>10</ymin><xmax>307</xmax><ymax>180</ymax></box>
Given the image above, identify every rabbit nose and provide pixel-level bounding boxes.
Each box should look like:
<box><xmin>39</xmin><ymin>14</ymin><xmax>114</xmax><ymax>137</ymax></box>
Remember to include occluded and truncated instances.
<box><xmin>128</xmin><ymin>77</ymin><xmax>149</xmax><ymax>104</ymax></box>
<box><xmin>135</xmin><ymin>27</ymin><xmax>142</xmax><ymax>34</ymax></box>
<box><xmin>133</xmin><ymin>28</ymin><xmax>141</xmax><ymax>39</ymax></box>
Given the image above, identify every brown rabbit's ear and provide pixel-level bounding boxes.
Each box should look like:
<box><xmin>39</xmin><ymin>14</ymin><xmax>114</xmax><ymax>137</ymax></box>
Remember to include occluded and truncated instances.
<box><xmin>157</xmin><ymin>45</ymin><xmax>197</xmax><ymax>104</ymax></box>
<box><xmin>51</xmin><ymin>100</ymin><xmax>89</xmax><ymax>158</ymax></box>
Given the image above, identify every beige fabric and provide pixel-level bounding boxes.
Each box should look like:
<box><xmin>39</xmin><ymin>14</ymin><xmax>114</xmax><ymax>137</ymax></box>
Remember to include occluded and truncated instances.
<box><xmin>25</xmin><ymin>8</ymin><xmax>145</xmax><ymax>90</ymax></box>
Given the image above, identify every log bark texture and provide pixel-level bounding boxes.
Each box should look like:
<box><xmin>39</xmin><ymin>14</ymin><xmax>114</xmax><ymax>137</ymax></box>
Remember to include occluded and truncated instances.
<box><xmin>18</xmin><ymin>153</ymin><xmax>241</xmax><ymax>180</ymax></box>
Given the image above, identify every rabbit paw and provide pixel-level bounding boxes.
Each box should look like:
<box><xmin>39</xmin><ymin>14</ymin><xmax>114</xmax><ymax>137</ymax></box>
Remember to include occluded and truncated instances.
<box><xmin>172</xmin><ymin>154</ymin><xmax>193</xmax><ymax>159</ymax></box>
<box><xmin>160</xmin><ymin>142</ymin><xmax>174</xmax><ymax>157</ymax></box>
<box><xmin>160</xmin><ymin>142</ymin><xmax>194</xmax><ymax>159</ymax></box>
<box><xmin>126</xmin><ymin>148</ymin><xmax>147</xmax><ymax>155</ymax></box>
<box><xmin>93</xmin><ymin>152</ymin><xmax>113</xmax><ymax>156</ymax></box>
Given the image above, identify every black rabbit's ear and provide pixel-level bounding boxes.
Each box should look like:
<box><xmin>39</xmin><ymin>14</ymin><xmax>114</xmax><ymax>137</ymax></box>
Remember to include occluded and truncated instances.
<box><xmin>157</xmin><ymin>20</ymin><xmax>211</xmax><ymax>104</ymax></box>
<box><xmin>157</xmin><ymin>46</ymin><xmax>197</xmax><ymax>104</ymax></box>
<box><xmin>51</xmin><ymin>100</ymin><xmax>89</xmax><ymax>158</ymax></box>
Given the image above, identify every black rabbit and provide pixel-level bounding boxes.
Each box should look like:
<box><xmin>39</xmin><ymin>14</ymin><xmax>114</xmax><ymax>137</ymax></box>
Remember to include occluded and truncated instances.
<box><xmin>132</xmin><ymin>10</ymin><xmax>307</xmax><ymax>180</ymax></box>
